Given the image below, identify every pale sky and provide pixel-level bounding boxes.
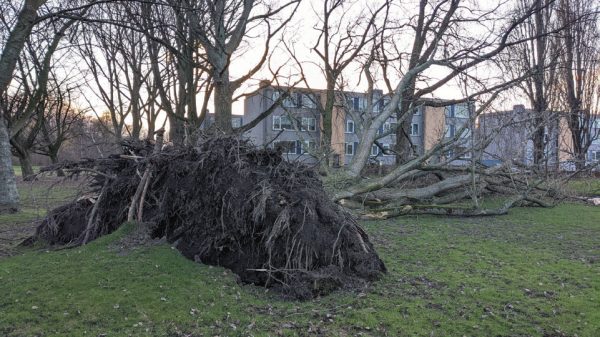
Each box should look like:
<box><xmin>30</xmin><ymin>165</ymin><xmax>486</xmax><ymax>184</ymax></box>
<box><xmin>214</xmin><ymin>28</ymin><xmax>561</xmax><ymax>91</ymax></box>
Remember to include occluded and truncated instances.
<box><xmin>69</xmin><ymin>0</ymin><xmax>523</xmax><ymax>128</ymax></box>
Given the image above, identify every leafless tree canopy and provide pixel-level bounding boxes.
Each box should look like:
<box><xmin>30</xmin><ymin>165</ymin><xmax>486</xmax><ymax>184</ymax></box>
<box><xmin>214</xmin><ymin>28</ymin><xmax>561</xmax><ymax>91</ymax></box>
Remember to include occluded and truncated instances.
<box><xmin>0</xmin><ymin>0</ymin><xmax>598</xmax><ymax>215</ymax></box>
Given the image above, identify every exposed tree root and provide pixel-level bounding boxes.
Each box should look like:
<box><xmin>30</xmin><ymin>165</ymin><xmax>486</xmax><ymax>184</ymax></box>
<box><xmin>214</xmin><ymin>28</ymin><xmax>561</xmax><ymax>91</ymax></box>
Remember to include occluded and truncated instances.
<box><xmin>27</xmin><ymin>135</ymin><xmax>386</xmax><ymax>299</ymax></box>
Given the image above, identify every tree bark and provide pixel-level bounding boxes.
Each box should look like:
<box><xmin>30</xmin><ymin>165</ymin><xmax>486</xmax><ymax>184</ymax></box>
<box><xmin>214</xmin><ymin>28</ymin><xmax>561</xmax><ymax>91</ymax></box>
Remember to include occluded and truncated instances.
<box><xmin>531</xmin><ymin>0</ymin><xmax>549</xmax><ymax>169</ymax></box>
<box><xmin>0</xmin><ymin>118</ymin><xmax>19</xmax><ymax>213</ymax></box>
<box><xmin>213</xmin><ymin>76</ymin><xmax>233</xmax><ymax>133</ymax></box>
<box><xmin>18</xmin><ymin>152</ymin><xmax>34</xmax><ymax>181</ymax></box>
<box><xmin>0</xmin><ymin>0</ymin><xmax>46</xmax><ymax>213</ymax></box>
<box><xmin>0</xmin><ymin>0</ymin><xmax>45</xmax><ymax>94</ymax></box>
<box><xmin>49</xmin><ymin>152</ymin><xmax>64</xmax><ymax>176</ymax></box>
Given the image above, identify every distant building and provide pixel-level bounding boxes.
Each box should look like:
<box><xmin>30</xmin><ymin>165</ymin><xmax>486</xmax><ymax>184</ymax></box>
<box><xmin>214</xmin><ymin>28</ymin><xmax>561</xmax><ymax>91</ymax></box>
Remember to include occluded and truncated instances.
<box><xmin>201</xmin><ymin>112</ymin><xmax>243</xmax><ymax>129</ymax></box>
<box><xmin>478</xmin><ymin>105</ymin><xmax>580</xmax><ymax>169</ymax></box>
<box><xmin>242</xmin><ymin>83</ymin><xmax>475</xmax><ymax>166</ymax></box>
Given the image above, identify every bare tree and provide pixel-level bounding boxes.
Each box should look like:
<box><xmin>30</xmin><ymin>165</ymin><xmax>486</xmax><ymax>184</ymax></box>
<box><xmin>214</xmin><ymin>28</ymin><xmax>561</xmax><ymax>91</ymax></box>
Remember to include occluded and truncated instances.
<box><xmin>0</xmin><ymin>0</ymin><xmax>48</xmax><ymax>211</ymax></box>
<box><xmin>76</xmin><ymin>3</ymin><xmax>152</xmax><ymax>141</ymax></box>
<box><xmin>311</xmin><ymin>0</ymin><xmax>386</xmax><ymax>162</ymax></box>
<box><xmin>297</xmin><ymin>0</ymin><xmax>566</xmax><ymax>215</ymax></box>
<box><xmin>501</xmin><ymin>0</ymin><xmax>561</xmax><ymax>170</ymax></box>
<box><xmin>180</xmin><ymin>0</ymin><xmax>301</xmax><ymax>133</ymax></box>
<box><xmin>139</xmin><ymin>1</ymin><xmax>210</xmax><ymax>144</ymax></box>
<box><xmin>34</xmin><ymin>73</ymin><xmax>86</xmax><ymax>167</ymax></box>
<box><xmin>556</xmin><ymin>0</ymin><xmax>600</xmax><ymax>169</ymax></box>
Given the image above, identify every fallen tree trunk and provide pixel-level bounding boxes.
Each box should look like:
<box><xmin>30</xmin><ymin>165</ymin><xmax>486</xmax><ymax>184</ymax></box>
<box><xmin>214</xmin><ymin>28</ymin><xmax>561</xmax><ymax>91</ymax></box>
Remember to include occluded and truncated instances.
<box><xmin>359</xmin><ymin>193</ymin><xmax>535</xmax><ymax>219</ymax></box>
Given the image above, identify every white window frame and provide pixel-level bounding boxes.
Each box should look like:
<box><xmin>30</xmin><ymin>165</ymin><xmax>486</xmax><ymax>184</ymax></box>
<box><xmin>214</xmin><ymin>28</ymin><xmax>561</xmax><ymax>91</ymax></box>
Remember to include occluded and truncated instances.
<box><xmin>345</xmin><ymin>142</ymin><xmax>355</xmax><ymax>155</ymax></box>
<box><xmin>353</xmin><ymin>97</ymin><xmax>361</xmax><ymax>111</ymax></box>
<box><xmin>454</xmin><ymin>104</ymin><xmax>470</xmax><ymax>118</ymax></box>
<box><xmin>272</xmin><ymin>116</ymin><xmax>281</xmax><ymax>130</ymax></box>
<box><xmin>271</xmin><ymin>90</ymin><xmax>280</xmax><ymax>102</ymax></box>
<box><xmin>410</xmin><ymin>123</ymin><xmax>419</xmax><ymax>136</ymax></box>
<box><xmin>445</xmin><ymin>124</ymin><xmax>456</xmax><ymax>138</ymax></box>
<box><xmin>445</xmin><ymin>106</ymin><xmax>455</xmax><ymax>118</ymax></box>
<box><xmin>273</xmin><ymin>116</ymin><xmax>294</xmax><ymax>131</ymax></box>
<box><xmin>383</xmin><ymin>121</ymin><xmax>397</xmax><ymax>133</ymax></box>
<box><xmin>301</xmin><ymin>140</ymin><xmax>316</xmax><ymax>153</ymax></box>
<box><xmin>382</xmin><ymin>144</ymin><xmax>392</xmax><ymax>156</ymax></box>
<box><xmin>371</xmin><ymin>145</ymin><xmax>379</xmax><ymax>156</ymax></box>
<box><xmin>592</xmin><ymin>151</ymin><xmax>600</xmax><ymax>161</ymax></box>
<box><xmin>274</xmin><ymin>140</ymin><xmax>298</xmax><ymax>155</ymax></box>
<box><xmin>377</xmin><ymin>99</ymin><xmax>390</xmax><ymax>113</ymax></box>
<box><xmin>302</xmin><ymin>94</ymin><xmax>317</xmax><ymax>109</ymax></box>
<box><xmin>345</xmin><ymin>119</ymin><xmax>355</xmax><ymax>133</ymax></box>
<box><xmin>231</xmin><ymin>117</ymin><xmax>242</xmax><ymax>128</ymax></box>
<box><xmin>301</xmin><ymin>117</ymin><xmax>316</xmax><ymax>131</ymax></box>
<box><xmin>282</xmin><ymin>93</ymin><xmax>297</xmax><ymax>108</ymax></box>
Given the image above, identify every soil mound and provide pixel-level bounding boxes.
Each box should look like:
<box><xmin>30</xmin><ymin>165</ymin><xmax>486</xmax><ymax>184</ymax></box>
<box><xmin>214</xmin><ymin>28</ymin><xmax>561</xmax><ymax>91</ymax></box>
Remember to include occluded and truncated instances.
<box><xmin>29</xmin><ymin>135</ymin><xmax>386</xmax><ymax>298</ymax></box>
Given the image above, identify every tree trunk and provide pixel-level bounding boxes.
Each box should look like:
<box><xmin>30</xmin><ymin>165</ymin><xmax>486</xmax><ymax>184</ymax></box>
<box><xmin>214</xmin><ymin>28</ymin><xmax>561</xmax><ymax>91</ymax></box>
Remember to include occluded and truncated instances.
<box><xmin>49</xmin><ymin>152</ymin><xmax>64</xmax><ymax>176</ymax></box>
<box><xmin>394</xmin><ymin>87</ymin><xmax>417</xmax><ymax>164</ymax></box>
<box><xmin>531</xmin><ymin>0</ymin><xmax>548</xmax><ymax>170</ymax></box>
<box><xmin>130</xmin><ymin>76</ymin><xmax>142</xmax><ymax>139</ymax></box>
<box><xmin>18</xmin><ymin>152</ymin><xmax>34</xmax><ymax>181</ymax></box>
<box><xmin>169</xmin><ymin>117</ymin><xmax>185</xmax><ymax>145</ymax></box>
<box><xmin>0</xmin><ymin>0</ymin><xmax>45</xmax><ymax>94</ymax></box>
<box><xmin>347</xmin><ymin>125</ymin><xmax>379</xmax><ymax>177</ymax></box>
<box><xmin>213</xmin><ymin>76</ymin><xmax>233</xmax><ymax>134</ymax></box>
<box><xmin>0</xmin><ymin>119</ymin><xmax>19</xmax><ymax>213</ymax></box>
<box><xmin>532</xmin><ymin>119</ymin><xmax>546</xmax><ymax>168</ymax></box>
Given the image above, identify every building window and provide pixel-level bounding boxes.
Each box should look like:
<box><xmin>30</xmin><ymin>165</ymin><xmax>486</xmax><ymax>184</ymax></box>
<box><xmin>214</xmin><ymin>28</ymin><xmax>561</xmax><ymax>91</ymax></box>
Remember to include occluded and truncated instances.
<box><xmin>458</xmin><ymin>147</ymin><xmax>472</xmax><ymax>159</ymax></box>
<box><xmin>345</xmin><ymin>119</ymin><xmax>355</xmax><ymax>133</ymax></box>
<box><xmin>592</xmin><ymin>151</ymin><xmax>600</xmax><ymax>161</ymax></box>
<box><xmin>274</xmin><ymin>140</ymin><xmax>298</xmax><ymax>154</ymax></box>
<box><xmin>371</xmin><ymin>145</ymin><xmax>379</xmax><ymax>156</ymax></box>
<box><xmin>383</xmin><ymin>122</ymin><xmax>397</xmax><ymax>133</ymax></box>
<box><xmin>410</xmin><ymin>123</ymin><xmax>419</xmax><ymax>136</ymax></box>
<box><xmin>445</xmin><ymin>124</ymin><xmax>456</xmax><ymax>137</ymax></box>
<box><xmin>382</xmin><ymin>144</ymin><xmax>392</xmax><ymax>156</ymax></box>
<box><xmin>379</xmin><ymin>99</ymin><xmax>390</xmax><ymax>112</ymax></box>
<box><xmin>282</xmin><ymin>93</ymin><xmax>298</xmax><ymax>108</ymax></box>
<box><xmin>231</xmin><ymin>117</ymin><xmax>242</xmax><ymax>128</ymax></box>
<box><xmin>301</xmin><ymin>117</ymin><xmax>316</xmax><ymax>131</ymax></box>
<box><xmin>273</xmin><ymin>116</ymin><xmax>294</xmax><ymax>130</ymax></box>
<box><xmin>345</xmin><ymin>142</ymin><xmax>355</xmax><ymax>155</ymax></box>
<box><xmin>445</xmin><ymin>105</ymin><xmax>454</xmax><ymax>118</ymax></box>
<box><xmin>301</xmin><ymin>94</ymin><xmax>317</xmax><ymax>109</ymax></box>
<box><xmin>301</xmin><ymin>140</ymin><xmax>316</xmax><ymax>153</ymax></box>
<box><xmin>353</xmin><ymin>97</ymin><xmax>361</xmax><ymax>110</ymax></box>
<box><xmin>454</xmin><ymin>104</ymin><xmax>470</xmax><ymax>118</ymax></box>
<box><xmin>272</xmin><ymin>90</ymin><xmax>280</xmax><ymax>102</ymax></box>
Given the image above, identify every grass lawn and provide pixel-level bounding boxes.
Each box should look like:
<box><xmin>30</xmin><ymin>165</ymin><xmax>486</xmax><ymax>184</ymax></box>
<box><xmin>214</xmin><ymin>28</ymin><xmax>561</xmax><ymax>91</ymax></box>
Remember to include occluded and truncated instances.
<box><xmin>0</xmin><ymin>178</ymin><xmax>79</xmax><ymax>257</ymax></box>
<box><xmin>12</xmin><ymin>165</ymin><xmax>41</xmax><ymax>178</ymax></box>
<box><xmin>1</xmin><ymin>186</ymin><xmax>599</xmax><ymax>336</ymax></box>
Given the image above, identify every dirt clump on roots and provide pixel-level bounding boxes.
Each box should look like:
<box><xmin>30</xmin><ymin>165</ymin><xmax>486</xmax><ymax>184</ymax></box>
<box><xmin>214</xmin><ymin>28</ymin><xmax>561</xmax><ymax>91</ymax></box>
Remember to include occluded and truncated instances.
<box><xmin>28</xmin><ymin>135</ymin><xmax>386</xmax><ymax>299</ymax></box>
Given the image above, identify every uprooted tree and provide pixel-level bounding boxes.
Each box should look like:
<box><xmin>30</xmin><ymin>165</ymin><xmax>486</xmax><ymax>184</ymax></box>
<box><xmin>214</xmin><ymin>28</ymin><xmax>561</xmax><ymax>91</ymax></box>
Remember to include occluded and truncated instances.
<box><xmin>275</xmin><ymin>0</ymin><xmax>590</xmax><ymax>217</ymax></box>
<box><xmin>29</xmin><ymin>134</ymin><xmax>386</xmax><ymax>299</ymax></box>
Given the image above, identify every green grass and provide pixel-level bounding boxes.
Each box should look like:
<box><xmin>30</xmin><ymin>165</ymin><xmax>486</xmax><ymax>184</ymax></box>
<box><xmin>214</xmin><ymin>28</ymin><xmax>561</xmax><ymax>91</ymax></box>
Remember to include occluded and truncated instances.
<box><xmin>568</xmin><ymin>178</ymin><xmax>600</xmax><ymax>197</ymax></box>
<box><xmin>0</xmin><ymin>180</ymin><xmax>79</xmax><ymax>257</ymax></box>
<box><xmin>12</xmin><ymin>165</ymin><xmax>41</xmax><ymax>177</ymax></box>
<box><xmin>1</xmin><ymin>203</ymin><xmax>599</xmax><ymax>336</ymax></box>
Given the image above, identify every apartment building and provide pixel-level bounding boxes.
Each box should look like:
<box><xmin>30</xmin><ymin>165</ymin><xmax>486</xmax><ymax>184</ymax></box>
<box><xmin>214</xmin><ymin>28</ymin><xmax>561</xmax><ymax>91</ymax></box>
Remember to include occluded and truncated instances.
<box><xmin>589</xmin><ymin>121</ymin><xmax>600</xmax><ymax>165</ymax></box>
<box><xmin>201</xmin><ymin>112</ymin><xmax>244</xmax><ymax>129</ymax></box>
<box><xmin>478</xmin><ymin>105</ymin><xmax>600</xmax><ymax>169</ymax></box>
<box><xmin>243</xmin><ymin>84</ymin><xmax>474</xmax><ymax>166</ymax></box>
